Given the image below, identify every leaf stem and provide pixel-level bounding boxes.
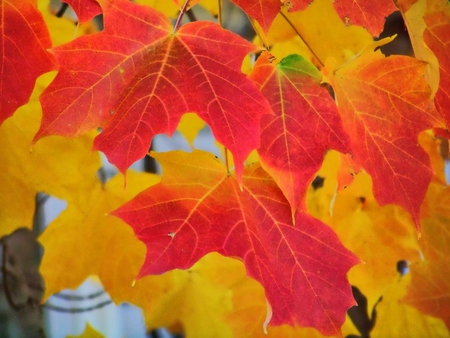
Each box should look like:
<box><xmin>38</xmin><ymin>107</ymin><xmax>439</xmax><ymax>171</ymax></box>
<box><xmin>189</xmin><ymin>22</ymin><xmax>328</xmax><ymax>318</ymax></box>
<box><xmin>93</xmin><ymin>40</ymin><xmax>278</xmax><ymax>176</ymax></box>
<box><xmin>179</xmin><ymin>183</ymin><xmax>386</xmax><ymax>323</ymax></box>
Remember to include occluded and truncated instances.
<box><xmin>224</xmin><ymin>147</ymin><xmax>230</xmax><ymax>175</ymax></box>
<box><xmin>218</xmin><ymin>0</ymin><xmax>223</xmax><ymax>26</ymax></box>
<box><xmin>174</xmin><ymin>0</ymin><xmax>191</xmax><ymax>32</ymax></box>
<box><xmin>248</xmin><ymin>17</ymin><xmax>269</xmax><ymax>50</ymax></box>
<box><xmin>279</xmin><ymin>10</ymin><xmax>324</xmax><ymax>67</ymax></box>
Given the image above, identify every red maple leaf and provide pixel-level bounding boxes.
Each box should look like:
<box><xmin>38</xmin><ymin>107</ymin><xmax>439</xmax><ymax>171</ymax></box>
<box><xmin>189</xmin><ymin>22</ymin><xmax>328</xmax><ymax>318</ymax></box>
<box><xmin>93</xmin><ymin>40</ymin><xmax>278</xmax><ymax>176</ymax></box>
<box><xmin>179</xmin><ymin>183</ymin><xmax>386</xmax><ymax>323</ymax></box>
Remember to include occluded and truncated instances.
<box><xmin>323</xmin><ymin>53</ymin><xmax>445</xmax><ymax>226</ymax></box>
<box><xmin>249</xmin><ymin>52</ymin><xmax>349</xmax><ymax>217</ymax></box>
<box><xmin>113</xmin><ymin>150</ymin><xmax>359</xmax><ymax>335</ymax></box>
<box><xmin>333</xmin><ymin>0</ymin><xmax>398</xmax><ymax>36</ymax></box>
<box><xmin>62</xmin><ymin>0</ymin><xmax>102</xmax><ymax>22</ymax></box>
<box><xmin>284</xmin><ymin>0</ymin><xmax>312</xmax><ymax>12</ymax></box>
<box><xmin>36</xmin><ymin>0</ymin><xmax>272</xmax><ymax>180</ymax></box>
<box><xmin>231</xmin><ymin>0</ymin><xmax>281</xmax><ymax>34</ymax></box>
<box><xmin>0</xmin><ymin>0</ymin><xmax>56</xmax><ymax>125</ymax></box>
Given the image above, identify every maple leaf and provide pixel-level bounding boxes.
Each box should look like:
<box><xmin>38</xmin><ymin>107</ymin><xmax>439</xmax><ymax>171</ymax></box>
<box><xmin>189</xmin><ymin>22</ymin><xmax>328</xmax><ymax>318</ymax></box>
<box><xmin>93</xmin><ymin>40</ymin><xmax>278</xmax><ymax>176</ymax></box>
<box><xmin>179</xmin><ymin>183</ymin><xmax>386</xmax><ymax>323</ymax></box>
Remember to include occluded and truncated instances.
<box><xmin>322</xmin><ymin>51</ymin><xmax>445</xmax><ymax>226</ymax></box>
<box><xmin>67</xmin><ymin>323</ymin><xmax>104</xmax><ymax>338</ymax></box>
<box><xmin>371</xmin><ymin>274</ymin><xmax>449</xmax><ymax>337</ymax></box>
<box><xmin>423</xmin><ymin>0</ymin><xmax>450</xmax><ymax>124</ymax></box>
<box><xmin>0</xmin><ymin>0</ymin><xmax>56</xmax><ymax>125</ymax></box>
<box><xmin>249</xmin><ymin>52</ymin><xmax>348</xmax><ymax>217</ymax></box>
<box><xmin>113</xmin><ymin>150</ymin><xmax>359</xmax><ymax>335</ymax></box>
<box><xmin>398</xmin><ymin>0</ymin><xmax>450</xmax><ymax>126</ymax></box>
<box><xmin>63</xmin><ymin>0</ymin><xmax>102</xmax><ymax>22</ymax></box>
<box><xmin>283</xmin><ymin>0</ymin><xmax>311</xmax><ymax>12</ymax></box>
<box><xmin>333</xmin><ymin>0</ymin><xmax>398</xmax><ymax>36</ymax></box>
<box><xmin>40</xmin><ymin>171</ymin><xmax>238</xmax><ymax>337</ymax></box>
<box><xmin>231</xmin><ymin>0</ymin><xmax>281</xmax><ymax>34</ymax></box>
<box><xmin>402</xmin><ymin>182</ymin><xmax>450</xmax><ymax>329</ymax></box>
<box><xmin>40</xmin><ymin>0</ymin><xmax>98</xmax><ymax>47</ymax></box>
<box><xmin>0</xmin><ymin>73</ymin><xmax>100</xmax><ymax>238</ymax></box>
<box><xmin>277</xmin><ymin>0</ymin><xmax>373</xmax><ymax>66</ymax></box>
<box><xmin>310</xmin><ymin>164</ymin><xmax>421</xmax><ymax>309</ymax></box>
<box><xmin>36</xmin><ymin>0</ymin><xmax>271</xmax><ymax>180</ymax></box>
<box><xmin>215</xmin><ymin>251</ymin><xmax>337</xmax><ymax>337</ymax></box>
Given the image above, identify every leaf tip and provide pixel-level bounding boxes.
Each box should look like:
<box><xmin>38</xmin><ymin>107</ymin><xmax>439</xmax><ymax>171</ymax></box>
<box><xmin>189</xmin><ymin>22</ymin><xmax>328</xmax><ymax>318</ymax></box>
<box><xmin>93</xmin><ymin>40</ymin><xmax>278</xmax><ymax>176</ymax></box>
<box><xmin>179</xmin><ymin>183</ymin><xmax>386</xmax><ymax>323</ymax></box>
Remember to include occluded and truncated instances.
<box><xmin>263</xmin><ymin>299</ymin><xmax>273</xmax><ymax>334</ymax></box>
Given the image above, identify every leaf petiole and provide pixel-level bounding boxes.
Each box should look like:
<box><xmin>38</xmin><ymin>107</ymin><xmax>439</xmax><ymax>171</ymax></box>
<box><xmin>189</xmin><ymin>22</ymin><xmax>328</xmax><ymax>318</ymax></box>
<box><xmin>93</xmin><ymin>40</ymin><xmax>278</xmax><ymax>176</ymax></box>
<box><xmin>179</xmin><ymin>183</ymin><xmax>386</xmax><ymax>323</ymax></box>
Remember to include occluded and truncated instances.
<box><xmin>218</xmin><ymin>0</ymin><xmax>223</xmax><ymax>27</ymax></box>
<box><xmin>174</xmin><ymin>0</ymin><xmax>191</xmax><ymax>32</ymax></box>
<box><xmin>224</xmin><ymin>147</ymin><xmax>230</xmax><ymax>175</ymax></box>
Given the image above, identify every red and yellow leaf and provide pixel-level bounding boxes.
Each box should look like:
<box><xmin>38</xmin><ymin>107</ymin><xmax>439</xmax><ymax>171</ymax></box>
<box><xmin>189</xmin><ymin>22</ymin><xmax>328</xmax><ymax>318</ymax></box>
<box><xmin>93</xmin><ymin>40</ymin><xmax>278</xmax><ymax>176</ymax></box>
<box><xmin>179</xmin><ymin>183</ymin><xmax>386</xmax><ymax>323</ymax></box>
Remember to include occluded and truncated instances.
<box><xmin>283</xmin><ymin>0</ymin><xmax>311</xmax><ymax>12</ymax></box>
<box><xmin>423</xmin><ymin>0</ymin><xmax>450</xmax><ymax>124</ymax></box>
<box><xmin>323</xmin><ymin>51</ymin><xmax>445</xmax><ymax>226</ymax></box>
<box><xmin>276</xmin><ymin>0</ymin><xmax>374</xmax><ymax>66</ymax></box>
<box><xmin>40</xmin><ymin>171</ymin><xmax>238</xmax><ymax>337</ymax></box>
<box><xmin>0</xmin><ymin>0</ymin><xmax>56</xmax><ymax>124</ymax></box>
<box><xmin>403</xmin><ymin>182</ymin><xmax>450</xmax><ymax>329</ymax></box>
<box><xmin>113</xmin><ymin>150</ymin><xmax>359</xmax><ymax>335</ymax></box>
<box><xmin>249</xmin><ymin>52</ymin><xmax>348</xmax><ymax>216</ymax></box>
<box><xmin>36</xmin><ymin>0</ymin><xmax>271</xmax><ymax>180</ymax></box>
<box><xmin>0</xmin><ymin>73</ymin><xmax>100</xmax><ymax>238</ymax></box>
<box><xmin>398</xmin><ymin>0</ymin><xmax>449</xmax><ymax>125</ymax></box>
<box><xmin>372</xmin><ymin>274</ymin><xmax>449</xmax><ymax>337</ymax></box>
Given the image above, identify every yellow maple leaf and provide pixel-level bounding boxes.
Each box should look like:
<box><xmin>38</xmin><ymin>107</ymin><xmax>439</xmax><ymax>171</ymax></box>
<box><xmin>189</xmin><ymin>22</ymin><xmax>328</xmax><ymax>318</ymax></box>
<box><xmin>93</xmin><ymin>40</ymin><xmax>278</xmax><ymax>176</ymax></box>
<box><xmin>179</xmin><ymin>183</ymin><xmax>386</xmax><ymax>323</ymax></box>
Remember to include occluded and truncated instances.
<box><xmin>67</xmin><ymin>323</ymin><xmax>105</xmax><ymax>338</ymax></box>
<box><xmin>39</xmin><ymin>171</ymin><xmax>236</xmax><ymax>337</ymax></box>
<box><xmin>263</xmin><ymin>0</ymin><xmax>373</xmax><ymax>66</ymax></box>
<box><xmin>402</xmin><ymin>182</ymin><xmax>450</xmax><ymax>329</ymax></box>
<box><xmin>0</xmin><ymin>73</ymin><xmax>100</xmax><ymax>238</ymax></box>
<box><xmin>308</xmin><ymin>152</ymin><xmax>422</xmax><ymax>309</ymax></box>
<box><xmin>372</xmin><ymin>274</ymin><xmax>448</xmax><ymax>337</ymax></box>
<box><xmin>177</xmin><ymin>113</ymin><xmax>206</xmax><ymax>146</ymax></box>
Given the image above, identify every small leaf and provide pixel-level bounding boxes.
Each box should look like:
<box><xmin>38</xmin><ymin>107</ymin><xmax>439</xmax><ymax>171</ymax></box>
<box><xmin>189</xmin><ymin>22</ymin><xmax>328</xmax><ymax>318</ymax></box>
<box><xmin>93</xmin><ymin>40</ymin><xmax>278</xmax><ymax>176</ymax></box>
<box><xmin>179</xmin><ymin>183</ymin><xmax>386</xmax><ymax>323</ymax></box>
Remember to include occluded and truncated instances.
<box><xmin>249</xmin><ymin>52</ymin><xmax>348</xmax><ymax>217</ymax></box>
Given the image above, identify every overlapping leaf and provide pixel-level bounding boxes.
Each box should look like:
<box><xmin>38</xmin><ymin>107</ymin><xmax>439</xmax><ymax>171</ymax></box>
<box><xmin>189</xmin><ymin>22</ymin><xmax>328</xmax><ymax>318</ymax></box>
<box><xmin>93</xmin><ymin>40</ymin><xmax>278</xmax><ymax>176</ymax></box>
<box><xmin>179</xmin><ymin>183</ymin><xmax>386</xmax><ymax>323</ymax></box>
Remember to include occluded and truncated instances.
<box><xmin>276</xmin><ymin>0</ymin><xmax>373</xmax><ymax>66</ymax></box>
<box><xmin>307</xmin><ymin>138</ymin><xmax>450</xmax><ymax>337</ymax></box>
<box><xmin>283</xmin><ymin>0</ymin><xmax>310</xmax><ymax>12</ymax></box>
<box><xmin>0</xmin><ymin>74</ymin><xmax>100</xmax><ymax>238</ymax></box>
<box><xmin>323</xmin><ymin>51</ymin><xmax>445</xmax><ymax>226</ymax></box>
<box><xmin>372</xmin><ymin>275</ymin><xmax>449</xmax><ymax>337</ymax></box>
<box><xmin>36</xmin><ymin>0</ymin><xmax>271</xmax><ymax>180</ymax></box>
<box><xmin>114</xmin><ymin>150</ymin><xmax>359</xmax><ymax>335</ymax></box>
<box><xmin>231</xmin><ymin>0</ymin><xmax>280</xmax><ymax>34</ymax></box>
<box><xmin>63</xmin><ymin>0</ymin><xmax>102</xmax><ymax>22</ymax></box>
<box><xmin>398</xmin><ymin>0</ymin><xmax>450</xmax><ymax>125</ymax></box>
<box><xmin>333</xmin><ymin>0</ymin><xmax>397</xmax><ymax>36</ymax></box>
<box><xmin>40</xmin><ymin>171</ymin><xmax>238</xmax><ymax>337</ymax></box>
<box><xmin>249</xmin><ymin>52</ymin><xmax>348</xmax><ymax>217</ymax></box>
<box><xmin>307</xmin><ymin>151</ymin><xmax>420</xmax><ymax>309</ymax></box>
<box><xmin>423</xmin><ymin>0</ymin><xmax>450</xmax><ymax>124</ymax></box>
<box><xmin>403</xmin><ymin>182</ymin><xmax>450</xmax><ymax>329</ymax></box>
<box><xmin>0</xmin><ymin>0</ymin><xmax>56</xmax><ymax>124</ymax></box>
